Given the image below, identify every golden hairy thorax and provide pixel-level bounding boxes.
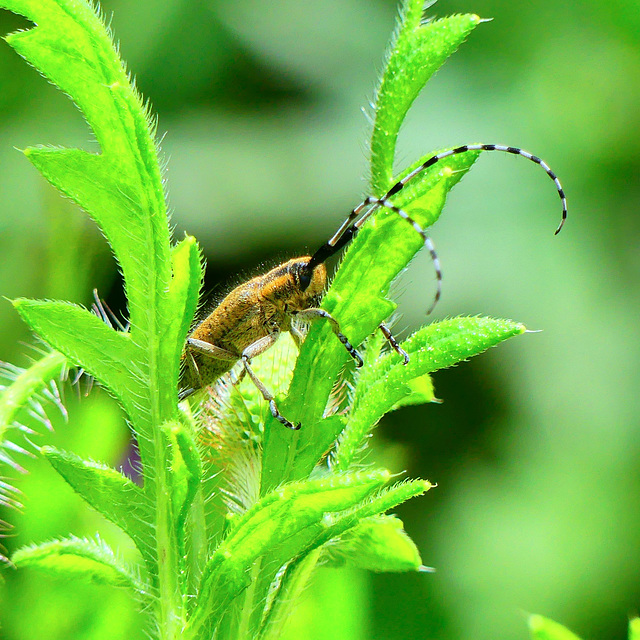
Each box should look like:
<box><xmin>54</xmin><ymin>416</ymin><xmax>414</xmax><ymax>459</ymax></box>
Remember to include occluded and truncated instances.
<box><xmin>180</xmin><ymin>257</ymin><xmax>327</xmax><ymax>395</ymax></box>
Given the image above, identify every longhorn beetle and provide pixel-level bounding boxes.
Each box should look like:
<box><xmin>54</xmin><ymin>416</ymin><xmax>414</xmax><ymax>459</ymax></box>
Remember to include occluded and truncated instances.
<box><xmin>179</xmin><ymin>144</ymin><xmax>567</xmax><ymax>429</ymax></box>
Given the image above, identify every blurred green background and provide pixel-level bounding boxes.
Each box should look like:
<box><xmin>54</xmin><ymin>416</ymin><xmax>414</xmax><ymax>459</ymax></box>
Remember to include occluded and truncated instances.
<box><xmin>1</xmin><ymin>0</ymin><xmax>639</xmax><ymax>638</ymax></box>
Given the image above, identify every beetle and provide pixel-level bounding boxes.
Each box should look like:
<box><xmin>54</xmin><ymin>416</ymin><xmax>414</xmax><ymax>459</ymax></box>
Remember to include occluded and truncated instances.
<box><xmin>179</xmin><ymin>144</ymin><xmax>567</xmax><ymax>429</ymax></box>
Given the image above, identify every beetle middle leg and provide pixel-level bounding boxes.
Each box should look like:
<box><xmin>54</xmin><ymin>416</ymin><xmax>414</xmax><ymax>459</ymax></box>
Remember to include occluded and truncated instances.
<box><xmin>240</xmin><ymin>332</ymin><xmax>300</xmax><ymax>430</ymax></box>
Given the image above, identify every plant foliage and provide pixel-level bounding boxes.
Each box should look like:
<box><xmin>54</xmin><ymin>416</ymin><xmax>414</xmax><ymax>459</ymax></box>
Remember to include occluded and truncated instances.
<box><xmin>528</xmin><ymin>614</ymin><xmax>640</xmax><ymax>640</ymax></box>
<box><xmin>0</xmin><ymin>0</ymin><xmax>528</xmax><ymax>637</ymax></box>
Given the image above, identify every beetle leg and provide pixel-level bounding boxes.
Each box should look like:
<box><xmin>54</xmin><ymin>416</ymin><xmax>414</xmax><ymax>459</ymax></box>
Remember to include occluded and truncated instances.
<box><xmin>240</xmin><ymin>332</ymin><xmax>299</xmax><ymax>430</ymax></box>
<box><xmin>179</xmin><ymin>339</ymin><xmax>239</xmax><ymax>401</ymax></box>
<box><xmin>294</xmin><ymin>308</ymin><xmax>363</xmax><ymax>368</ymax></box>
<box><xmin>289</xmin><ymin>322</ymin><xmax>305</xmax><ymax>348</ymax></box>
<box><xmin>187</xmin><ymin>338</ymin><xmax>238</xmax><ymax>361</ymax></box>
<box><xmin>378</xmin><ymin>322</ymin><xmax>410</xmax><ymax>365</ymax></box>
<box><xmin>178</xmin><ymin>349</ymin><xmax>202</xmax><ymax>400</ymax></box>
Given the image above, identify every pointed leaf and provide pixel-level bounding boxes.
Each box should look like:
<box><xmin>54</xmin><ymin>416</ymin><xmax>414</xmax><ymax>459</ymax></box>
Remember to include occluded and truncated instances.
<box><xmin>42</xmin><ymin>446</ymin><xmax>153</xmax><ymax>565</ymax></box>
<box><xmin>335</xmin><ymin>316</ymin><xmax>525</xmax><ymax>470</ymax></box>
<box><xmin>2</xmin><ymin>0</ymin><xmax>171</xmax><ymax>333</ymax></box>
<box><xmin>371</xmin><ymin>9</ymin><xmax>481</xmax><ymax>193</ymax></box>
<box><xmin>390</xmin><ymin>374</ymin><xmax>437</xmax><ymax>411</ymax></box>
<box><xmin>12</xmin><ymin>535</ymin><xmax>146</xmax><ymax>592</ymax></box>
<box><xmin>0</xmin><ymin>351</ymin><xmax>67</xmax><ymax>437</ymax></box>
<box><xmin>324</xmin><ymin>514</ymin><xmax>422</xmax><ymax>573</ymax></box>
<box><xmin>165</xmin><ymin>235</ymin><xmax>203</xmax><ymax>370</ymax></box>
<box><xmin>305</xmin><ymin>478</ymin><xmax>432</xmax><ymax>551</ymax></box>
<box><xmin>262</xmin><ymin>155</ymin><xmax>478</xmax><ymax>492</ymax></box>
<box><xmin>257</xmin><ymin>476</ymin><xmax>432</xmax><ymax>639</ymax></box>
<box><xmin>0</xmin><ymin>352</ymin><xmax>68</xmax><ymax>511</ymax></box>
<box><xmin>258</xmin><ymin>549</ymin><xmax>322</xmax><ymax>640</ymax></box>
<box><xmin>13</xmin><ymin>299</ymin><xmax>144</xmax><ymax>422</ymax></box>
<box><xmin>189</xmin><ymin>470</ymin><xmax>391</xmax><ymax>636</ymax></box>
<box><xmin>262</xmin><ymin>3</ymin><xmax>485</xmax><ymax>488</ymax></box>
<box><xmin>159</xmin><ymin>420</ymin><xmax>202</xmax><ymax>549</ymax></box>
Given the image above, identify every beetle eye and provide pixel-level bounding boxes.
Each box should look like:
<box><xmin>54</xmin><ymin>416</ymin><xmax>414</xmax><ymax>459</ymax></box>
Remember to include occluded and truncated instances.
<box><xmin>299</xmin><ymin>269</ymin><xmax>312</xmax><ymax>291</ymax></box>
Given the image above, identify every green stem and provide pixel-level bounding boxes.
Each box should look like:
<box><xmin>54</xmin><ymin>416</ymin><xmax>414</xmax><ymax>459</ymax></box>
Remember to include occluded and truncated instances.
<box><xmin>155</xmin><ymin>442</ymin><xmax>185</xmax><ymax>639</ymax></box>
<box><xmin>237</xmin><ymin>558</ymin><xmax>263</xmax><ymax>638</ymax></box>
<box><xmin>259</xmin><ymin>549</ymin><xmax>322</xmax><ymax>640</ymax></box>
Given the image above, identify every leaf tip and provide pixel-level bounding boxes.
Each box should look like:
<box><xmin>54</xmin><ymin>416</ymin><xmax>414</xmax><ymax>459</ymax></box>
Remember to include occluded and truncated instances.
<box><xmin>11</xmin><ymin>297</ymin><xmax>28</xmax><ymax>311</ymax></box>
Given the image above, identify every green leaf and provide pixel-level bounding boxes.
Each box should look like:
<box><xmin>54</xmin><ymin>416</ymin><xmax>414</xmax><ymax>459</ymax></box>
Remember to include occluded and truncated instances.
<box><xmin>389</xmin><ymin>374</ymin><xmax>437</xmax><ymax>411</ymax></box>
<box><xmin>2</xmin><ymin>1</ymin><xmax>200</xmax><ymax>630</ymax></box>
<box><xmin>2</xmin><ymin>0</ymin><xmax>171</xmax><ymax>334</ymax></box>
<box><xmin>629</xmin><ymin>618</ymin><xmax>640</xmax><ymax>640</ymax></box>
<box><xmin>0</xmin><ymin>351</ymin><xmax>67</xmax><ymax>439</ymax></box>
<box><xmin>262</xmin><ymin>154</ymin><xmax>479</xmax><ymax>492</ymax></box>
<box><xmin>159</xmin><ymin>420</ymin><xmax>202</xmax><ymax>553</ymax></box>
<box><xmin>335</xmin><ymin>316</ymin><xmax>525</xmax><ymax>470</ymax></box>
<box><xmin>371</xmin><ymin>7</ymin><xmax>481</xmax><ymax>193</ymax></box>
<box><xmin>259</xmin><ymin>3</ymin><xmax>492</xmax><ymax>494</ymax></box>
<box><xmin>1</xmin><ymin>0</ymin><xmax>196</xmax><ymax>479</ymax></box>
<box><xmin>13</xmin><ymin>299</ymin><xmax>143</xmax><ymax>415</ymax></box>
<box><xmin>324</xmin><ymin>514</ymin><xmax>423</xmax><ymax>573</ymax></box>
<box><xmin>12</xmin><ymin>535</ymin><xmax>146</xmax><ymax>593</ymax></box>
<box><xmin>528</xmin><ymin>615</ymin><xmax>584</xmax><ymax>640</ymax></box>
<box><xmin>166</xmin><ymin>236</ymin><xmax>204</xmax><ymax>373</ymax></box>
<box><xmin>42</xmin><ymin>446</ymin><xmax>154</xmax><ymax>567</ymax></box>
<box><xmin>190</xmin><ymin>470</ymin><xmax>392</xmax><ymax>636</ymax></box>
<box><xmin>0</xmin><ymin>351</ymin><xmax>67</xmax><ymax>490</ymax></box>
<box><xmin>257</xmin><ymin>477</ymin><xmax>431</xmax><ymax>639</ymax></box>
<box><xmin>258</xmin><ymin>548</ymin><xmax>323</xmax><ymax>640</ymax></box>
<box><xmin>261</xmin><ymin>3</ymin><xmax>487</xmax><ymax>488</ymax></box>
<box><xmin>0</xmin><ymin>351</ymin><xmax>68</xmax><ymax>519</ymax></box>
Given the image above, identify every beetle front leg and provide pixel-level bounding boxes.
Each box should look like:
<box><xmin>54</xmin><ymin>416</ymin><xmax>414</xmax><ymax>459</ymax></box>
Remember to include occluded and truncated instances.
<box><xmin>294</xmin><ymin>307</ymin><xmax>363</xmax><ymax>368</ymax></box>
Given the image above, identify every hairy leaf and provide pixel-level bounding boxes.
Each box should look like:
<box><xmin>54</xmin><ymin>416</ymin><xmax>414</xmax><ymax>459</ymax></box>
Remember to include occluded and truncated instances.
<box><xmin>13</xmin><ymin>300</ymin><xmax>143</xmax><ymax>418</ymax></box>
<box><xmin>2</xmin><ymin>0</ymin><xmax>171</xmax><ymax>333</ymax></box>
<box><xmin>371</xmin><ymin>10</ymin><xmax>481</xmax><ymax>193</ymax></box>
<box><xmin>335</xmin><ymin>317</ymin><xmax>525</xmax><ymax>469</ymax></box>
<box><xmin>42</xmin><ymin>446</ymin><xmax>154</xmax><ymax>567</ymax></box>
<box><xmin>0</xmin><ymin>351</ymin><xmax>67</xmax><ymax>489</ymax></box>
<box><xmin>190</xmin><ymin>470</ymin><xmax>392</xmax><ymax>635</ymax></box>
<box><xmin>0</xmin><ymin>351</ymin><xmax>67</xmax><ymax>439</ymax></box>
<box><xmin>13</xmin><ymin>535</ymin><xmax>146</xmax><ymax>592</ymax></box>
<box><xmin>262</xmin><ymin>153</ymin><xmax>480</xmax><ymax>491</ymax></box>
<box><xmin>324</xmin><ymin>514</ymin><xmax>423</xmax><ymax>573</ymax></box>
<box><xmin>1</xmin><ymin>0</ymin><xmax>203</xmax><ymax>477</ymax></box>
